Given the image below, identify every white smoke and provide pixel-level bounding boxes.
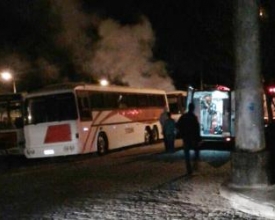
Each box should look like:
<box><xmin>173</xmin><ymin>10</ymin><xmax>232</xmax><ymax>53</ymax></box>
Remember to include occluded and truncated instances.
<box><xmin>51</xmin><ymin>0</ymin><xmax>175</xmax><ymax>91</ymax></box>
<box><xmin>50</xmin><ymin>0</ymin><xmax>94</xmax><ymax>75</ymax></box>
<box><xmin>35</xmin><ymin>58</ymin><xmax>60</xmax><ymax>83</ymax></box>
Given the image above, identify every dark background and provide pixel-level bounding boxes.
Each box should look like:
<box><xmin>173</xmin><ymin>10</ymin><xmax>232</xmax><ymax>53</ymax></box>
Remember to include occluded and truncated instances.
<box><xmin>0</xmin><ymin>0</ymin><xmax>274</xmax><ymax>92</ymax></box>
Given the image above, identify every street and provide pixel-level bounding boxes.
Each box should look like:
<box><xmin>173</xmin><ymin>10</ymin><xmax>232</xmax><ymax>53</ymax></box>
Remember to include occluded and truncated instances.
<box><xmin>0</xmin><ymin>140</ymin><xmax>267</xmax><ymax>220</ymax></box>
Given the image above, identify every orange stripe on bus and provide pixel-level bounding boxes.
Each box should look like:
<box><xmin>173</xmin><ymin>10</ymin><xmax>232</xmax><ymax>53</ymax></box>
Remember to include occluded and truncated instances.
<box><xmin>82</xmin><ymin>111</ymin><xmax>102</xmax><ymax>153</ymax></box>
<box><xmin>89</xmin><ymin>110</ymin><xmax>118</xmax><ymax>152</ymax></box>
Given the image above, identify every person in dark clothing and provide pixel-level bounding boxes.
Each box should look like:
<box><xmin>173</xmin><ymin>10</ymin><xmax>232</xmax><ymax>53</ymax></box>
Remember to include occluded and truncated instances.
<box><xmin>177</xmin><ymin>103</ymin><xmax>201</xmax><ymax>175</ymax></box>
<box><xmin>159</xmin><ymin>107</ymin><xmax>168</xmax><ymax>134</ymax></box>
<box><xmin>163</xmin><ymin>112</ymin><xmax>176</xmax><ymax>152</ymax></box>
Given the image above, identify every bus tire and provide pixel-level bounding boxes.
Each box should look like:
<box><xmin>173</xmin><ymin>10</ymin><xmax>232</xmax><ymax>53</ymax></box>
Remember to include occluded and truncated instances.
<box><xmin>97</xmin><ymin>132</ymin><xmax>108</xmax><ymax>155</ymax></box>
<box><xmin>151</xmin><ymin>126</ymin><xmax>159</xmax><ymax>143</ymax></box>
<box><xmin>144</xmin><ymin>127</ymin><xmax>151</xmax><ymax>144</ymax></box>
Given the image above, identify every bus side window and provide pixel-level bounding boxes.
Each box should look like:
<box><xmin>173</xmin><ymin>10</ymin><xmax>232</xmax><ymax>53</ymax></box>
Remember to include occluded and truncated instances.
<box><xmin>118</xmin><ymin>94</ymin><xmax>127</xmax><ymax>108</ymax></box>
<box><xmin>77</xmin><ymin>91</ymin><xmax>92</xmax><ymax>121</ymax></box>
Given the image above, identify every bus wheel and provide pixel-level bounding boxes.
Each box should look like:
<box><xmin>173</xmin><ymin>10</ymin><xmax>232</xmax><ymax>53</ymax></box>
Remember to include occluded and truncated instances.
<box><xmin>151</xmin><ymin>126</ymin><xmax>159</xmax><ymax>143</ymax></box>
<box><xmin>97</xmin><ymin>132</ymin><xmax>108</xmax><ymax>155</ymax></box>
<box><xmin>144</xmin><ymin>127</ymin><xmax>151</xmax><ymax>144</ymax></box>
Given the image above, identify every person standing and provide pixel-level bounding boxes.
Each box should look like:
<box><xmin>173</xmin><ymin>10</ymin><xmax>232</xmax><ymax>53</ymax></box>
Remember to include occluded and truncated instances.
<box><xmin>200</xmin><ymin>94</ymin><xmax>216</xmax><ymax>134</ymax></box>
<box><xmin>163</xmin><ymin>112</ymin><xmax>176</xmax><ymax>152</ymax></box>
<box><xmin>177</xmin><ymin>103</ymin><xmax>201</xmax><ymax>175</ymax></box>
<box><xmin>159</xmin><ymin>107</ymin><xmax>168</xmax><ymax>133</ymax></box>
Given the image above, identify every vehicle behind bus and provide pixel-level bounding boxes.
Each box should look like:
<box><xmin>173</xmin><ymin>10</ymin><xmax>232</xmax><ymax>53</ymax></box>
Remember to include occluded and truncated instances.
<box><xmin>23</xmin><ymin>83</ymin><xmax>168</xmax><ymax>158</ymax></box>
<box><xmin>188</xmin><ymin>86</ymin><xmax>234</xmax><ymax>149</ymax></box>
<box><xmin>0</xmin><ymin>93</ymin><xmax>25</xmax><ymax>156</ymax></box>
<box><xmin>188</xmin><ymin>84</ymin><xmax>275</xmax><ymax>149</ymax></box>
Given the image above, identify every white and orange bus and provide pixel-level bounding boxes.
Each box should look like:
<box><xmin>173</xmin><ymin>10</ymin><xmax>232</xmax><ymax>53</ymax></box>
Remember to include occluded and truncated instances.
<box><xmin>23</xmin><ymin>83</ymin><xmax>168</xmax><ymax>158</ymax></box>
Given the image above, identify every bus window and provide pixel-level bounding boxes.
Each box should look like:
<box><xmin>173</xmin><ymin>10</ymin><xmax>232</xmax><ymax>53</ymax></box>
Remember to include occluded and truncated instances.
<box><xmin>105</xmin><ymin>93</ymin><xmax>119</xmax><ymax>108</ymax></box>
<box><xmin>0</xmin><ymin>93</ymin><xmax>25</xmax><ymax>156</ymax></box>
<box><xmin>0</xmin><ymin>99</ymin><xmax>22</xmax><ymax>129</ymax></box>
<box><xmin>77</xmin><ymin>91</ymin><xmax>92</xmax><ymax>121</ymax></box>
<box><xmin>137</xmin><ymin>94</ymin><xmax>148</xmax><ymax>107</ymax></box>
<box><xmin>117</xmin><ymin>94</ymin><xmax>127</xmax><ymax>108</ymax></box>
<box><xmin>26</xmin><ymin>93</ymin><xmax>77</xmax><ymax>124</ymax></box>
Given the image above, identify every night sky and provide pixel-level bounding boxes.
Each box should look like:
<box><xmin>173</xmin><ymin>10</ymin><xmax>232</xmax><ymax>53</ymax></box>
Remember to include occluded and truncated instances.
<box><xmin>0</xmin><ymin>0</ymin><xmax>274</xmax><ymax>92</ymax></box>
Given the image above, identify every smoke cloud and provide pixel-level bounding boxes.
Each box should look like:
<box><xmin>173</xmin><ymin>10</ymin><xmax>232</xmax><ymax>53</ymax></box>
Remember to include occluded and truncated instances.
<box><xmin>51</xmin><ymin>0</ymin><xmax>175</xmax><ymax>91</ymax></box>
<box><xmin>50</xmin><ymin>0</ymin><xmax>94</xmax><ymax>77</ymax></box>
<box><xmin>0</xmin><ymin>0</ymin><xmax>175</xmax><ymax>92</ymax></box>
<box><xmin>91</xmin><ymin>17</ymin><xmax>175</xmax><ymax>91</ymax></box>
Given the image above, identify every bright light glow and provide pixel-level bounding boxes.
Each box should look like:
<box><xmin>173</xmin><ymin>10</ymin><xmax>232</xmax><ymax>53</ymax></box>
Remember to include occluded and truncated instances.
<box><xmin>268</xmin><ymin>87</ymin><xmax>275</xmax><ymax>93</ymax></box>
<box><xmin>1</xmin><ymin>71</ymin><xmax>16</xmax><ymax>93</ymax></box>
<box><xmin>83</xmin><ymin>127</ymin><xmax>89</xmax><ymax>131</ymax></box>
<box><xmin>216</xmin><ymin>85</ymin><xmax>230</xmax><ymax>91</ymax></box>
<box><xmin>212</xmin><ymin>91</ymin><xmax>229</xmax><ymax>99</ymax></box>
<box><xmin>100</xmin><ymin>79</ymin><xmax>109</xmax><ymax>86</ymax></box>
<box><xmin>259</xmin><ymin>8</ymin><xmax>264</xmax><ymax>17</ymax></box>
<box><xmin>44</xmin><ymin>149</ymin><xmax>55</xmax><ymax>155</ymax></box>
<box><xmin>1</xmin><ymin>71</ymin><xmax>12</xmax><ymax>81</ymax></box>
<box><xmin>225</xmin><ymin>137</ymin><xmax>231</xmax><ymax>142</ymax></box>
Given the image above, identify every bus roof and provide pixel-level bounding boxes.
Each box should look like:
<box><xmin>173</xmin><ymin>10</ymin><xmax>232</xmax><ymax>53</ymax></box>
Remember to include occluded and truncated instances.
<box><xmin>166</xmin><ymin>90</ymin><xmax>187</xmax><ymax>95</ymax></box>
<box><xmin>26</xmin><ymin>83</ymin><xmax>167</xmax><ymax>98</ymax></box>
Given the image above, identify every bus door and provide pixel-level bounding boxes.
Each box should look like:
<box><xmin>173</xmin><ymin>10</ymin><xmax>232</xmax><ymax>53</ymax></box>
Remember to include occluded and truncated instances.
<box><xmin>76</xmin><ymin>90</ymin><xmax>94</xmax><ymax>152</ymax></box>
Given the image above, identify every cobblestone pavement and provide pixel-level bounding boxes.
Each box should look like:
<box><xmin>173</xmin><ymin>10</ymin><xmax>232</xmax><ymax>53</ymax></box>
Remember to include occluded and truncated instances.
<box><xmin>0</xmin><ymin>141</ymin><xmax>269</xmax><ymax>220</ymax></box>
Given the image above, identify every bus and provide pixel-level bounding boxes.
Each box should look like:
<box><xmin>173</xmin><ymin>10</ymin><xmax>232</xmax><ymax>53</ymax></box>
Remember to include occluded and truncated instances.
<box><xmin>166</xmin><ymin>90</ymin><xmax>187</xmax><ymax>122</ymax></box>
<box><xmin>23</xmin><ymin>83</ymin><xmax>168</xmax><ymax>158</ymax></box>
<box><xmin>0</xmin><ymin>93</ymin><xmax>25</xmax><ymax>156</ymax></box>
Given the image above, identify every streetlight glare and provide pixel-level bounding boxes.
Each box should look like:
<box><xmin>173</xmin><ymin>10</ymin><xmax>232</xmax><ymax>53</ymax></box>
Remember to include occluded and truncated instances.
<box><xmin>100</xmin><ymin>79</ymin><xmax>109</xmax><ymax>86</ymax></box>
<box><xmin>1</xmin><ymin>71</ymin><xmax>16</xmax><ymax>93</ymax></box>
<box><xmin>1</xmin><ymin>71</ymin><xmax>13</xmax><ymax>81</ymax></box>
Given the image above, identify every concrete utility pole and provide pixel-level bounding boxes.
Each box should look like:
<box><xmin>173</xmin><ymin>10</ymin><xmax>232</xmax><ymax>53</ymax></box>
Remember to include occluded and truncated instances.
<box><xmin>231</xmin><ymin>0</ymin><xmax>272</xmax><ymax>187</ymax></box>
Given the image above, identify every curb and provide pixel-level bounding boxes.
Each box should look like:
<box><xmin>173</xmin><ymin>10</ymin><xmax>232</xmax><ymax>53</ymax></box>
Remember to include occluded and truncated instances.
<box><xmin>220</xmin><ymin>183</ymin><xmax>275</xmax><ymax>219</ymax></box>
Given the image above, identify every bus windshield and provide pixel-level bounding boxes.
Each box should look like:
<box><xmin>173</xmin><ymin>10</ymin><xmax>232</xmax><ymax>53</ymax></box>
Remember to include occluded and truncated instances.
<box><xmin>167</xmin><ymin>94</ymin><xmax>186</xmax><ymax>114</ymax></box>
<box><xmin>25</xmin><ymin>93</ymin><xmax>77</xmax><ymax>125</ymax></box>
<box><xmin>0</xmin><ymin>94</ymin><xmax>23</xmax><ymax>129</ymax></box>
